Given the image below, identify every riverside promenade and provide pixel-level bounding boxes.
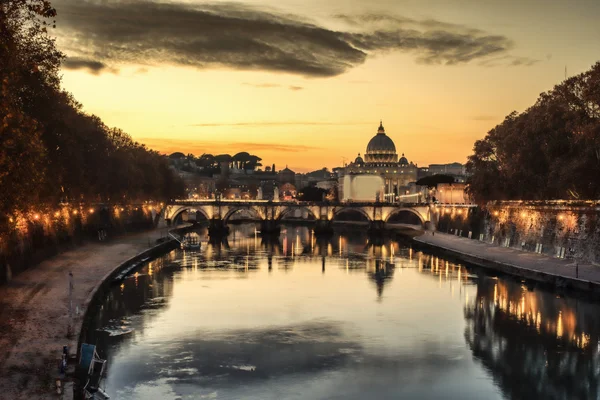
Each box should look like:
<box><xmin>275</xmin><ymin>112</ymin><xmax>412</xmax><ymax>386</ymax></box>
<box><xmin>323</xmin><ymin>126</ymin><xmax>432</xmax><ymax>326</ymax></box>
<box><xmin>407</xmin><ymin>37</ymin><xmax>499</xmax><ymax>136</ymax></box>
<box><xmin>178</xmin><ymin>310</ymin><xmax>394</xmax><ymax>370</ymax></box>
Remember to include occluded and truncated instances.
<box><xmin>414</xmin><ymin>232</ymin><xmax>600</xmax><ymax>292</ymax></box>
<box><xmin>0</xmin><ymin>228</ymin><xmax>173</xmax><ymax>400</ymax></box>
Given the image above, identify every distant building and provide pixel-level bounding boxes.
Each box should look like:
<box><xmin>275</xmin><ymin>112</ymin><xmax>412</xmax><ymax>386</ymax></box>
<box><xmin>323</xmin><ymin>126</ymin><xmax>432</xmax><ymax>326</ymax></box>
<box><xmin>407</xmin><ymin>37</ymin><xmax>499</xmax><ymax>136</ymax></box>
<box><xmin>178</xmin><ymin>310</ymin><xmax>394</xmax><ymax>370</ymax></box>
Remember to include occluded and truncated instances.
<box><xmin>428</xmin><ymin>162</ymin><xmax>466</xmax><ymax>181</ymax></box>
<box><xmin>341</xmin><ymin>175</ymin><xmax>384</xmax><ymax>202</ymax></box>
<box><xmin>279</xmin><ymin>183</ymin><xmax>297</xmax><ymax>201</ymax></box>
<box><xmin>278</xmin><ymin>166</ymin><xmax>296</xmax><ymax>185</ymax></box>
<box><xmin>435</xmin><ymin>183</ymin><xmax>469</xmax><ymax>204</ymax></box>
<box><xmin>417</xmin><ymin>167</ymin><xmax>431</xmax><ymax>180</ymax></box>
<box><xmin>339</xmin><ymin>121</ymin><xmax>418</xmax><ymax>202</ymax></box>
<box><xmin>316</xmin><ymin>180</ymin><xmax>337</xmax><ymax>191</ymax></box>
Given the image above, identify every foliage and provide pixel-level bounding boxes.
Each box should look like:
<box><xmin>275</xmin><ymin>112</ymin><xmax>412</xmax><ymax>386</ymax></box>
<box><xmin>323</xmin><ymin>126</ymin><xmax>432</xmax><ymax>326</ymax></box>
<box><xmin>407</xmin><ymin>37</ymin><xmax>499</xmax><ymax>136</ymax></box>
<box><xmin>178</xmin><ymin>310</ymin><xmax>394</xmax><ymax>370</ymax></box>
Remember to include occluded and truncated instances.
<box><xmin>416</xmin><ymin>174</ymin><xmax>455</xmax><ymax>187</ymax></box>
<box><xmin>466</xmin><ymin>62</ymin><xmax>600</xmax><ymax>203</ymax></box>
<box><xmin>0</xmin><ymin>0</ymin><xmax>185</xmax><ymax>221</ymax></box>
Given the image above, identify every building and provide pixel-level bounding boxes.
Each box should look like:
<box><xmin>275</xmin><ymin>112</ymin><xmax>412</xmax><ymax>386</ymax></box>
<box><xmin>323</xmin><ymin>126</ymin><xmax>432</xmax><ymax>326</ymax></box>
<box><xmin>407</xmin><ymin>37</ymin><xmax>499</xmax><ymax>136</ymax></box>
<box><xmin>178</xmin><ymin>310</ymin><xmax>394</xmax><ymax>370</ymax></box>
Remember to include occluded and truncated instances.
<box><xmin>340</xmin><ymin>121</ymin><xmax>418</xmax><ymax>202</ymax></box>
<box><xmin>428</xmin><ymin>162</ymin><xmax>466</xmax><ymax>181</ymax></box>
<box><xmin>435</xmin><ymin>183</ymin><xmax>469</xmax><ymax>204</ymax></box>
<box><xmin>341</xmin><ymin>175</ymin><xmax>384</xmax><ymax>202</ymax></box>
<box><xmin>278</xmin><ymin>166</ymin><xmax>296</xmax><ymax>185</ymax></box>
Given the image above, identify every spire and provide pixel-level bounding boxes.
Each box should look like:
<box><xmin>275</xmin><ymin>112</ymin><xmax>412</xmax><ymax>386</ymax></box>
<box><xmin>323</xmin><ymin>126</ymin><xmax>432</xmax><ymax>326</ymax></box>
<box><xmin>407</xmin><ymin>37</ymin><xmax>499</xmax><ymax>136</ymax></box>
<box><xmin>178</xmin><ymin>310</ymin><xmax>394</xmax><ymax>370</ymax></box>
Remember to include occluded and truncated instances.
<box><xmin>377</xmin><ymin>120</ymin><xmax>385</xmax><ymax>134</ymax></box>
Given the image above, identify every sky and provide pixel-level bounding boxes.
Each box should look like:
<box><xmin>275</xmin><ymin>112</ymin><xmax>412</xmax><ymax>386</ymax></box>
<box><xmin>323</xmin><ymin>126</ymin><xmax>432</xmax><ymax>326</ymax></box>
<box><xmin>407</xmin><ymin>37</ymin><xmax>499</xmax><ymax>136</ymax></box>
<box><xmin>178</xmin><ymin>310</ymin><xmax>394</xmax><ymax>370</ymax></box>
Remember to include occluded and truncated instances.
<box><xmin>52</xmin><ymin>0</ymin><xmax>600</xmax><ymax>172</ymax></box>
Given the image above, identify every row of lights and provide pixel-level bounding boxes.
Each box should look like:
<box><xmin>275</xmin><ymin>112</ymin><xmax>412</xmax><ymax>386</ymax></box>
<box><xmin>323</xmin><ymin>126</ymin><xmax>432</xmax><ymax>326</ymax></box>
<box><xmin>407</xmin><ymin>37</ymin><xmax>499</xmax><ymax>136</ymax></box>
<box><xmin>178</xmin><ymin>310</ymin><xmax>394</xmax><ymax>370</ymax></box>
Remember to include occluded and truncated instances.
<box><xmin>9</xmin><ymin>204</ymin><xmax>161</xmax><ymax>224</ymax></box>
<box><xmin>492</xmin><ymin>210</ymin><xmax>567</xmax><ymax>220</ymax></box>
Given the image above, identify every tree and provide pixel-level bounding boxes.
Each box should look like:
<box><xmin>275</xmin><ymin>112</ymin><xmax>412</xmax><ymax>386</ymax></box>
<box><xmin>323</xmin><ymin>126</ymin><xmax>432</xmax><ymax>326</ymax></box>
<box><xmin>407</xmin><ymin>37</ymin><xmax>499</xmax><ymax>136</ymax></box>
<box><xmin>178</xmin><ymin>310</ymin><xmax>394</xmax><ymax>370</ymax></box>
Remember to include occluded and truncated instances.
<box><xmin>297</xmin><ymin>187</ymin><xmax>328</xmax><ymax>202</ymax></box>
<box><xmin>416</xmin><ymin>174</ymin><xmax>455</xmax><ymax>187</ymax></box>
<box><xmin>467</xmin><ymin>61</ymin><xmax>600</xmax><ymax>203</ymax></box>
<box><xmin>0</xmin><ymin>0</ymin><xmax>186</xmax><ymax>215</ymax></box>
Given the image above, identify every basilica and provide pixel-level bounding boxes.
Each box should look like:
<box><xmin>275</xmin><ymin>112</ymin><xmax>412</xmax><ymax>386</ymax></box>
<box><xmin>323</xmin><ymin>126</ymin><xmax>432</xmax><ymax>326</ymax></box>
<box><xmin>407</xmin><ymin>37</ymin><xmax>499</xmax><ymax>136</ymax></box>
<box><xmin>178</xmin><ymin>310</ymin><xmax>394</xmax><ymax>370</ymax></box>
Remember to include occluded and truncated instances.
<box><xmin>342</xmin><ymin>121</ymin><xmax>418</xmax><ymax>202</ymax></box>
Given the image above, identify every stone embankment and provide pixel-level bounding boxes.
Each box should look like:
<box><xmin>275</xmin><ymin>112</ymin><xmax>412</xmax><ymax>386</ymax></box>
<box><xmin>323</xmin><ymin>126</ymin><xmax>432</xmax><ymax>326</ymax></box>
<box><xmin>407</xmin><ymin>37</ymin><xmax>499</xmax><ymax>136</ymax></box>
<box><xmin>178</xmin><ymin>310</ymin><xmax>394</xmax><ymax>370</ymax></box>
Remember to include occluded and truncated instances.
<box><xmin>0</xmin><ymin>227</ymin><xmax>180</xmax><ymax>400</ymax></box>
<box><xmin>414</xmin><ymin>232</ymin><xmax>600</xmax><ymax>296</ymax></box>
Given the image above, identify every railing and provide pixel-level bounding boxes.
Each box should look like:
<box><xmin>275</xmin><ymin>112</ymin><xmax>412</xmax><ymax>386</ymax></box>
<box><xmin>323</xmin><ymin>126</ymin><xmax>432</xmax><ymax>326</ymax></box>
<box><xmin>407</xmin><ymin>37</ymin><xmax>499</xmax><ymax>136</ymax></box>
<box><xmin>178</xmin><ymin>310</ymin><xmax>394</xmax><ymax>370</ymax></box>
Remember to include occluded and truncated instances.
<box><xmin>170</xmin><ymin>199</ymin><xmax>433</xmax><ymax>207</ymax></box>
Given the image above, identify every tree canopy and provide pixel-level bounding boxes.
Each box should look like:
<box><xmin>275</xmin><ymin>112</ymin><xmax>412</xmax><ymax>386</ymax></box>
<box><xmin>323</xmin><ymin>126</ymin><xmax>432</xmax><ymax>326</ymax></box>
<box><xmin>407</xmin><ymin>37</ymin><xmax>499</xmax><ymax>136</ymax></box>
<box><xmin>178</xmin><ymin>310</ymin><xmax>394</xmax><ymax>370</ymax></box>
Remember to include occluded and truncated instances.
<box><xmin>416</xmin><ymin>174</ymin><xmax>455</xmax><ymax>187</ymax></box>
<box><xmin>297</xmin><ymin>187</ymin><xmax>328</xmax><ymax>202</ymax></box>
<box><xmin>0</xmin><ymin>0</ymin><xmax>184</xmax><ymax>218</ymax></box>
<box><xmin>466</xmin><ymin>62</ymin><xmax>600</xmax><ymax>203</ymax></box>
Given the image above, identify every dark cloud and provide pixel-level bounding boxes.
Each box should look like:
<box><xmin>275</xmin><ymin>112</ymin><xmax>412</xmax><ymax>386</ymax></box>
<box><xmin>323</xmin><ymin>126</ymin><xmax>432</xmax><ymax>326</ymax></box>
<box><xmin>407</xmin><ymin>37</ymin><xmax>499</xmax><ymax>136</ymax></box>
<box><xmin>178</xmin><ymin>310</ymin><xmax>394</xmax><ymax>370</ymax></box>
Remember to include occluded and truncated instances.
<box><xmin>62</xmin><ymin>57</ymin><xmax>112</xmax><ymax>74</ymax></box>
<box><xmin>54</xmin><ymin>1</ymin><xmax>534</xmax><ymax>77</ymax></box>
<box><xmin>475</xmin><ymin>53</ymin><xmax>540</xmax><ymax>67</ymax></box>
<box><xmin>288</xmin><ymin>85</ymin><xmax>304</xmax><ymax>91</ymax></box>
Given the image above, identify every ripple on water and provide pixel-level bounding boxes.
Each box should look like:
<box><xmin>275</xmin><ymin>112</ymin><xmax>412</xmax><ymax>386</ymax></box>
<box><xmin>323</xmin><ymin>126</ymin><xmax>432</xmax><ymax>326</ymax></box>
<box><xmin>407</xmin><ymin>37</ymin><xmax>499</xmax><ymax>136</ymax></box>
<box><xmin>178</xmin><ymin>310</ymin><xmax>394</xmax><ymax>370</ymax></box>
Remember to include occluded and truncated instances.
<box><xmin>98</xmin><ymin>318</ymin><xmax>136</xmax><ymax>336</ymax></box>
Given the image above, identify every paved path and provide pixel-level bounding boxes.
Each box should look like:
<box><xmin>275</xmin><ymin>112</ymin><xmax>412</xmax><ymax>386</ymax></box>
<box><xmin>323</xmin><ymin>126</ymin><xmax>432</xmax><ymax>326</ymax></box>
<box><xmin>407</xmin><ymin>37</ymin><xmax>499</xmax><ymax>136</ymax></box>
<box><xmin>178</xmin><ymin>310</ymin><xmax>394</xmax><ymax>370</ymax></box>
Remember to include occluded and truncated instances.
<box><xmin>0</xmin><ymin>228</ymin><xmax>170</xmax><ymax>400</ymax></box>
<box><xmin>414</xmin><ymin>232</ymin><xmax>600</xmax><ymax>284</ymax></box>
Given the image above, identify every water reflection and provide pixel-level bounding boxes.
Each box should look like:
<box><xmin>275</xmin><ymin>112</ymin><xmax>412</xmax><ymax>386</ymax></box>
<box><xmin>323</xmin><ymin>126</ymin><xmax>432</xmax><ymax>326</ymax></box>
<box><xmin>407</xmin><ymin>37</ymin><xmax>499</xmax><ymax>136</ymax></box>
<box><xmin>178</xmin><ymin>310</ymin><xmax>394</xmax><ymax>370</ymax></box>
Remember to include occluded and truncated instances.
<box><xmin>464</xmin><ymin>278</ymin><xmax>600</xmax><ymax>400</ymax></box>
<box><xmin>83</xmin><ymin>224</ymin><xmax>600</xmax><ymax>400</ymax></box>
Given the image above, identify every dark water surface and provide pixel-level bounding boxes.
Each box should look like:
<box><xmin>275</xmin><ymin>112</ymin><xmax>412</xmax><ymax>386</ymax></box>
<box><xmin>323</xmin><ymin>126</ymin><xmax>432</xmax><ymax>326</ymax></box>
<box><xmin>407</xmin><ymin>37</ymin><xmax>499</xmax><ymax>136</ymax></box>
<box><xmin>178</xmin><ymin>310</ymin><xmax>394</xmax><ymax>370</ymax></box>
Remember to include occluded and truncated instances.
<box><xmin>84</xmin><ymin>224</ymin><xmax>600</xmax><ymax>400</ymax></box>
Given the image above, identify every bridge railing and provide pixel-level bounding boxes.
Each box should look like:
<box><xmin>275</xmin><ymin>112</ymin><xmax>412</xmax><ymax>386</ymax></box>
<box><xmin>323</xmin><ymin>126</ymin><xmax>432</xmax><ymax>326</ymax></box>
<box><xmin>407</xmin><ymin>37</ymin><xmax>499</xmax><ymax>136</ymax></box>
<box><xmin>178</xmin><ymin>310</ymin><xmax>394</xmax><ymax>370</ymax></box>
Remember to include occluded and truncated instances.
<box><xmin>170</xmin><ymin>199</ymin><xmax>439</xmax><ymax>207</ymax></box>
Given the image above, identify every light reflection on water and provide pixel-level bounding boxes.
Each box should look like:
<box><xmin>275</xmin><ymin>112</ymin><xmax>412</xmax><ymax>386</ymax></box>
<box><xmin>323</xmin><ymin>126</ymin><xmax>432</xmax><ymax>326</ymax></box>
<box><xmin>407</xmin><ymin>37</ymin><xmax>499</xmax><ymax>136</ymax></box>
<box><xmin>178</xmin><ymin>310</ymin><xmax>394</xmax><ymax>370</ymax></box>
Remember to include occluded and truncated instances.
<box><xmin>83</xmin><ymin>224</ymin><xmax>600</xmax><ymax>400</ymax></box>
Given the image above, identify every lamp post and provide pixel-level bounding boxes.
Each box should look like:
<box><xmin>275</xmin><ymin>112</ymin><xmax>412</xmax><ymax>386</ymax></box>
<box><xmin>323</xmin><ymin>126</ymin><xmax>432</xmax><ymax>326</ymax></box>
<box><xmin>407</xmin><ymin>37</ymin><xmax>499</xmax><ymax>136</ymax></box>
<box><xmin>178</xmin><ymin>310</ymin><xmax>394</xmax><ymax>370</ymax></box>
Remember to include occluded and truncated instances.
<box><xmin>68</xmin><ymin>271</ymin><xmax>73</xmax><ymax>337</ymax></box>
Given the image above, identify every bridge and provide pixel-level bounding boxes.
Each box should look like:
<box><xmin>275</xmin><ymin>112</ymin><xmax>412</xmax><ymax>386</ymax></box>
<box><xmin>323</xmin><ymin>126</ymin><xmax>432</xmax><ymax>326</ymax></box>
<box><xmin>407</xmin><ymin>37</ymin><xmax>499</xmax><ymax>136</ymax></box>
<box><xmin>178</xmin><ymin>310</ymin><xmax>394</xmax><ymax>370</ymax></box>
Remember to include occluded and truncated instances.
<box><xmin>160</xmin><ymin>199</ymin><xmax>451</xmax><ymax>235</ymax></box>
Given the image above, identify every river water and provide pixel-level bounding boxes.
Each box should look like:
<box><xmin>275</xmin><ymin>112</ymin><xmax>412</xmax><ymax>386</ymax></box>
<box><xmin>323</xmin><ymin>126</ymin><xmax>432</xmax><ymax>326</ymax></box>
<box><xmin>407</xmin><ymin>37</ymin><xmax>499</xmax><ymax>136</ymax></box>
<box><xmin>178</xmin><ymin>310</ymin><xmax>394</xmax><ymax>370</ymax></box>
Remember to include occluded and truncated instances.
<box><xmin>84</xmin><ymin>224</ymin><xmax>600</xmax><ymax>400</ymax></box>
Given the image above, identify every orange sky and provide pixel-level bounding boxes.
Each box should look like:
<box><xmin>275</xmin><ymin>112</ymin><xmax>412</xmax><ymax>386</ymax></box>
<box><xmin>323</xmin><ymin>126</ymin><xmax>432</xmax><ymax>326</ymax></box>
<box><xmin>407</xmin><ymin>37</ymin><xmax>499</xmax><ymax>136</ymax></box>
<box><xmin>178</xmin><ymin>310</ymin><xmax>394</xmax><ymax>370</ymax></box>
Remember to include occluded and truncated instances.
<box><xmin>54</xmin><ymin>0</ymin><xmax>600</xmax><ymax>173</ymax></box>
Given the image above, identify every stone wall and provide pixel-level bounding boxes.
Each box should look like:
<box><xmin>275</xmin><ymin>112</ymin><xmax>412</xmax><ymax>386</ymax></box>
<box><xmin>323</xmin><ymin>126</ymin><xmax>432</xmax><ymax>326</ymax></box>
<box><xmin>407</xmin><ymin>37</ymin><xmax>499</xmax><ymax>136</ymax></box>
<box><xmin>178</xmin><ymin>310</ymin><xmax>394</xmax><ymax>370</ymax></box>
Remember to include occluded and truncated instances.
<box><xmin>0</xmin><ymin>205</ymin><xmax>157</xmax><ymax>285</ymax></box>
<box><xmin>437</xmin><ymin>201</ymin><xmax>600</xmax><ymax>264</ymax></box>
<box><xmin>485</xmin><ymin>201</ymin><xmax>600</xmax><ymax>263</ymax></box>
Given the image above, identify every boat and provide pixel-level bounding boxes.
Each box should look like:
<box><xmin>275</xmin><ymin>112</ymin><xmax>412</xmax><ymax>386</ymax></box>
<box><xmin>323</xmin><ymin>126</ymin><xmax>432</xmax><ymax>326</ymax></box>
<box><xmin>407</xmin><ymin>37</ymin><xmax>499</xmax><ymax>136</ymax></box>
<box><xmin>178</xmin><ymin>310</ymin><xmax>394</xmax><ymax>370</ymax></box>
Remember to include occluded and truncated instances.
<box><xmin>79</xmin><ymin>344</ymin><xmax>110</xmax><ymax>399</ymax></box>
<box><xmin>168</xmin><ymin>232</ymin><xmax>201</xmax><ymax>250</ymax></box>
<box><xmin>180</xmin><ymin>235</ymin><xmax>201</xmax><ymax>250</ymax></box>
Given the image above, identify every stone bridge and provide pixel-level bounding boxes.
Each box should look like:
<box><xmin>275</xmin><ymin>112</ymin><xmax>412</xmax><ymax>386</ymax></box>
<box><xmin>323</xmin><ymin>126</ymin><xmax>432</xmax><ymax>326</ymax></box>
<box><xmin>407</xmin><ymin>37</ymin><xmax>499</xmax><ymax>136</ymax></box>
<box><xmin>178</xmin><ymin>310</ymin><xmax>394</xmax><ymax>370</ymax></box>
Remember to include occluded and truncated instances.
<box><xmin>161</xmin><ymin>200</ymin><xmax>447</xmax><ymax>235</ymax></box>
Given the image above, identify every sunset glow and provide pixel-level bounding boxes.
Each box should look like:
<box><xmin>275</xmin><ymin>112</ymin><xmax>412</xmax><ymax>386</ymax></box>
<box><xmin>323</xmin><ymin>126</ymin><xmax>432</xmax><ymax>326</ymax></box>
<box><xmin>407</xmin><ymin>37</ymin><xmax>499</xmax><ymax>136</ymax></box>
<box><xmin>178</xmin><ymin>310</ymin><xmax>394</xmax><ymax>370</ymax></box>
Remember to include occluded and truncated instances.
<box><xmin>53</xmin><ymin>0</ymin><xmax>600</xmax><ymax>171</ymax></box>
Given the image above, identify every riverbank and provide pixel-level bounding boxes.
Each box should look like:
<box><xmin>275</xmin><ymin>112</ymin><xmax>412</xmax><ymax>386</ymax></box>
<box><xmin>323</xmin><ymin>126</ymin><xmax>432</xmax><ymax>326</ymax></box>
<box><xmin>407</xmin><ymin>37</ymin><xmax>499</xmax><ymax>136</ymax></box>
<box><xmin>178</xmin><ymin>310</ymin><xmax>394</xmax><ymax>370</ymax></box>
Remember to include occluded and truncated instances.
<box><xmin>0</xmin><ymin>227</ymin><xmax>177</xmax><ymax>399</ymax></box>
<box><xmin>413</xmin><ymin>232</ymin><xmax>600</xmax><ymax>296</ymax></box>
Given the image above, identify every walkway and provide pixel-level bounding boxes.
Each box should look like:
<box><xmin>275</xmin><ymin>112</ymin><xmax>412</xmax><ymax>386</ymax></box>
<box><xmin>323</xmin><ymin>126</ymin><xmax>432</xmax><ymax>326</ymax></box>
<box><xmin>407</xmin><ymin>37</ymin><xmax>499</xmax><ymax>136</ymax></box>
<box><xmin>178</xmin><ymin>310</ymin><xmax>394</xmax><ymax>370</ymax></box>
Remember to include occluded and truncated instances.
<box><xmin>0</xmin><ymin>228</ymin><xmax>170</xmax><ymax>400</ymax></box>
<box><xmin>414</xmin><ymin>232</ymin><xmax>600</xmax><ymax>287</ymax></box>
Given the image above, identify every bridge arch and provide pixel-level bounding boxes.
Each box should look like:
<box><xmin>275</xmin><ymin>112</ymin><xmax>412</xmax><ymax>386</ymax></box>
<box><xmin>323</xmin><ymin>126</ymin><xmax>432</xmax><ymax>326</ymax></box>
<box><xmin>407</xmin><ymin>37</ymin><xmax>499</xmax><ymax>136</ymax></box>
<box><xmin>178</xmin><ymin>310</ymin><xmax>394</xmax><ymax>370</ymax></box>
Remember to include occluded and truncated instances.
<box><xmin>332</xmin><ymin>207</ymin><xmax>372</xmax><ymax>222</ymax></box>
<box><xmin>385</xmin><ymin>208</ymin><xmax>425</xmax><ymax>226</ymax></box>
<box><xmin>170</xmin><ymin>206</ymin><xmax>210</xmax><ymax>223</ymax></box>
<box><xmin>223</xmin><ymin>206</ymin><xmax>262</xmax><ymax>222</ymax></box>
<box><xmin>277</xmin><ymin>206</ymin><xmax>317</xmax><ymax>221</ymax></box>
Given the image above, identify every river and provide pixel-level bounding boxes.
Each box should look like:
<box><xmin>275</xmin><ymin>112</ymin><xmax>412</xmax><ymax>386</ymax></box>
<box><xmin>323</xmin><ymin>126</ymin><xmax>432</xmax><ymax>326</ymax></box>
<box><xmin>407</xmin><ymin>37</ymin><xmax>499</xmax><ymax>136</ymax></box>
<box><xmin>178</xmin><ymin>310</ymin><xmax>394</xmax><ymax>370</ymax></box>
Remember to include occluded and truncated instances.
<box><xmin>83</xmin><ymin>223</ymin><xmax>600</xmax><ymax>399</ymax></box>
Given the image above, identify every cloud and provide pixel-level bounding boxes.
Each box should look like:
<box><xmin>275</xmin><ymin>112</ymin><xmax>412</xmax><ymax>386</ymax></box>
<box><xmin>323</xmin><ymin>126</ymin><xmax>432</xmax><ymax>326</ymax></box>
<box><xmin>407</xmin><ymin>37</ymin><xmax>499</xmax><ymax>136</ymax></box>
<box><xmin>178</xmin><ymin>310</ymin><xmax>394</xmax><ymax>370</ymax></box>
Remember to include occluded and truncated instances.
<box><xmin>509</xmin><ymin>56</ymin><xmax>539</xmax><ymax>66</ymax></box>
<box><xmin>137</xmin><ymin>137</ymin><xmax>321</xmax><ymax>155</ymax></box>
<box><xmin>62</xmin><ymin>57</ymin><xmax>113</xmax><ymax>74</ymax></box>
<box><xmin>242</xmin><ymin>83</ymin><xmax>304</xmax><ymax>90</ymax></box>
<box><xmin>478</xmin><ymin>54</ymin><xmax>539</xmax><ymax>67</ymax></box>
<box><xmin>189</xmin><ymin>121</ymin><xmax>370</xmax><ymax>127</ymax></box>
<box><xmin>54</xmin><ymin>1</ymin><xmax>534</xmax><ymax>77</ymax></box>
